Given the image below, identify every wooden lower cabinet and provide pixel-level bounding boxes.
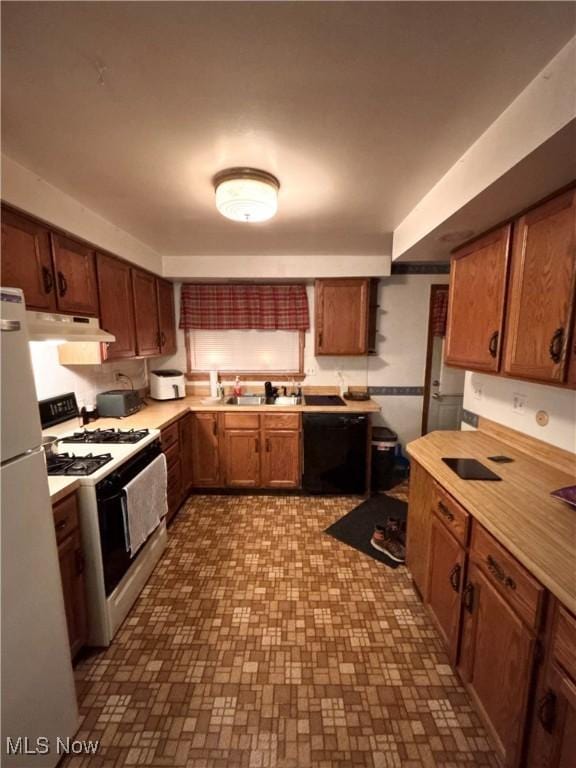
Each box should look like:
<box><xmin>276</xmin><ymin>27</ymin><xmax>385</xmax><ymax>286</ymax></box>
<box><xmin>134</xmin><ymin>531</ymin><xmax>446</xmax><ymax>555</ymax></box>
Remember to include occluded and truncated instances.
<box><xmin>162</xmin><ymin>414</ymin><xmax>194</xmax><ymax>523</ymax></box>
<box><xmin>527</xmin><ymin>603</ymin><xmax>576</xmax><ymax>768</ymax></box>
<box><xmin>426</xmin><ymin>514</ymin><xmax>465</xmax><ymax>664</ymax></box>
<box><xmin>53</xmin><ymin>492</ymin><xmax>87</xmax><ymax>659</ymax></box>
<box><xmin>459</xmin><ymin>561</ymin><xmax>535</xmax><ymax>767</ymax></box>
<box><xmin>261</xmin><ymin>429</ymin><xmax>301</xmax><ymax>488</ymax></box>
<box><xmin>191</xmin><ymin>413</ymin><xmax>221</xmax><ymax>487</ymax></box>
<box><xmin>405</xmin><ymin>461</ymin><xmax>435</xmax><ymax>597</ymax></box>
<box><xmin>223</xmin><ymin>429</ymin><xmax>261</xmax><ymax>487</ymax></box>
<box><xmin>179</xmin><ymin>412</ymin><xmax>194</xmax><ymax>496</ymax></box>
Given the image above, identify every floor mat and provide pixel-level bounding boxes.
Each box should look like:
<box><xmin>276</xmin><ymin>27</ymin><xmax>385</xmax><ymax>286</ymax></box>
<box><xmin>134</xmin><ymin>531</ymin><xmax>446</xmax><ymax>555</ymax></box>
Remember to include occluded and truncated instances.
<box><xmin>324</xmin><ymin>494</ymin><xmax>408</xmax><ymax>568</ymax></box>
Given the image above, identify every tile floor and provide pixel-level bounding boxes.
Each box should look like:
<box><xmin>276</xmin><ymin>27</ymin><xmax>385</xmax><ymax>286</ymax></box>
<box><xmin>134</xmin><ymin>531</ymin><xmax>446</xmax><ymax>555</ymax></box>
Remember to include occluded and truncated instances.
<box><xmin>65</xmin><ymin>493</ymin><xmax>498</xmax><ymax>768</ymax></box>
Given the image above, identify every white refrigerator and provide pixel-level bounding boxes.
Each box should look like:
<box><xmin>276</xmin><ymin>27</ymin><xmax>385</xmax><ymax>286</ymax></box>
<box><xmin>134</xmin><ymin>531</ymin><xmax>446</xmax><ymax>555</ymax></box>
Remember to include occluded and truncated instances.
<box><xmin>1</xmin><ymin>287</ymin><xmax>79</xmax><ymax>766</ymax></box>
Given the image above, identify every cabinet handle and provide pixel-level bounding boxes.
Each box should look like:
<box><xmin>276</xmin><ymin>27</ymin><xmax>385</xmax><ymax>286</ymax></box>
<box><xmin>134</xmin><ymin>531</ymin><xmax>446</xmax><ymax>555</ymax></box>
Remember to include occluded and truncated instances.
<box><xmin>75</xmin><ymin>549</ymin><xmax>85</xmax><ymax>575</ymax></box>
<box><xmin>212</xmin><ymin>420</ymin><xmax>218</xmax><ymax>437</ymax></box>
<box><xmin>42</xmin><ymin>266</ymin><xmax>54</xmax><ymax>294</ymax></box>
<box><xmin>318</xmin><ymin>331</ymin><xmax>323</xmax><ymax>347</ymax></box>
<box><xmin>161</xmin><ymin>331</ymin><xmax>166</xmax><ymax>346</ymax></box>
<box><xmin>486</xmin><ymin>554</ymin><xmax>516</xmax><ymax>590</ymax></box>
<box><xmin>255</xmin><ymin>438</ymin><xmax>260</xmax><ymax>453</ymax></box>
<box><xmin>57</xmin><ymin>271</ymin><xmax>68</xmax><ymax>297</ymax></box>
<box><xmin>55</xmin><ymin>519</ymin><xmax>68</xmax><ymax>531</ymax></box>
<box><xmin>449</xmin><ymin>563</ymin><xmax>461</xmax><ymax>593</ymax></box>
<box><xmin>549</xmin><ymin>327</ymin><xmax>564</xmax><ymax>364</ymax></box>
<box><xmin>463</xmin><ymin>582</ymin><xmax>474</xmax><ymax>613</ymax></box>
<box><xmin>537</xmin><ymin>690</ymin><xmax>556</xmax><ymax>734</ymax></box>
<box><xmin>437</xmin><ymin>501</ymin><xmax>454</xmax><ymax>522</ymax></box>
<box><xmin>266</xmin><ymin>438</ymin><xmax>271</xmax><ymax>453</ymax></box>
<box><xmin>488</xmin><ymin>331</ymin><xmax>499</xmax><ymax>358</ymax></box>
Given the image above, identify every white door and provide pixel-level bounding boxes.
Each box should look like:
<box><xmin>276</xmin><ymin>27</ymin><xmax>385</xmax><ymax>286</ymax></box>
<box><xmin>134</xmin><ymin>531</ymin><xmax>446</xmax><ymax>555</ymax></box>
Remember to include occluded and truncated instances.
<box><xmin>1</xmin><ymin>448</ymin><xmax>79</xmax><ymax>766</ymax></box>
<box><xmin>1</xmin><ymin>288</ymin><xmax>43</xmax><ymax>460</ymax></box>
<box><xmin>426</xmin><ymin>337</ymin><xmax>465</xmax><ymax>432</ymax></box>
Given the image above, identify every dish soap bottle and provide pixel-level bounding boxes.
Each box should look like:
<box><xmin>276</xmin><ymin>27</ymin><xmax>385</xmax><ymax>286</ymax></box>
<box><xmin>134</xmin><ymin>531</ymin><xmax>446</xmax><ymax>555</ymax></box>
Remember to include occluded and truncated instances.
<box><xmin>233</xmin><ymin>376</ymin><xmax>242</xmax><ymax>397</ymax></box>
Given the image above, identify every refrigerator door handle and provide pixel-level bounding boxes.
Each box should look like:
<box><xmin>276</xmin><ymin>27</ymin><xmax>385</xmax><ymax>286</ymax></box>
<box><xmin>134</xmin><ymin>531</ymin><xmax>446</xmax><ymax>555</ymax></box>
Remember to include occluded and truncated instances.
<box><xmin>0</xmin><ymin>319</ymin><xmax>21</xmax><ymax>332</ymax></box>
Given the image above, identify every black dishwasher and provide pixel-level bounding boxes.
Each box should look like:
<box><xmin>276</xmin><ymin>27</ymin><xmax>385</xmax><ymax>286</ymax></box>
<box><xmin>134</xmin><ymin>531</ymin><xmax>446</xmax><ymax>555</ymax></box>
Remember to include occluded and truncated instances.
<box><xmin>302</xmin><ymin>413</ymin><xmax>367</xmax><ymax>494</ymax></box>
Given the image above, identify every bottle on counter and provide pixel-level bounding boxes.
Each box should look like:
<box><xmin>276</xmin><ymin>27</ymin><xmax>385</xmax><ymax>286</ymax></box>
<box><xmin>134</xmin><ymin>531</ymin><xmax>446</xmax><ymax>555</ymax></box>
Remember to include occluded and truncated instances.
<box><xmin>233</xmin><ymin>376</ymin><xmax>242</xmax><ymax>397</ymax></box>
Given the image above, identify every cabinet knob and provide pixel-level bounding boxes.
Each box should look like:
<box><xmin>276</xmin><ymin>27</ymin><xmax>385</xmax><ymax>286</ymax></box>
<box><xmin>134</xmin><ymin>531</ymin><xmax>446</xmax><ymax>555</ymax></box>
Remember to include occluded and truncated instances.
<box><xmin>549</xmin><ymin>327</ymin><xmax>565</xmax><ymax>364</ymax></box>
<box><xmin>537</xmin><ymin>690</ymin><xmax>556</xmax><ymax>734</ymax></box>
<box><xmin>488</xmin><ymin>331</ymin><xmax>498</xmax><ymax>358</ymax></box>
<box><xmin>437</xmin><ymin>501</ymin><xmax>454</xmax><ymax>522</ymax></box>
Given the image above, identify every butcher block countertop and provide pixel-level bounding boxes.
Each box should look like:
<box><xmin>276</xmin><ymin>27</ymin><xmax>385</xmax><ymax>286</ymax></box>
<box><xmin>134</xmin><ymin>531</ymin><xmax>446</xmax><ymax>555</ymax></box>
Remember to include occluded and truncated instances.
<box><xmin>75</xmin><ymin>395</ymin><xmax>381</xmax><ymax>432</ymax></box>
<box><xmin>48</xmin><ymin>477</ymin><xmax>80</xmax><ymax>505</ymax></box>
<box><xmin>407</xmin><ymin>430</ymin><xmax>576</xmax><ymax>615</ymax></box>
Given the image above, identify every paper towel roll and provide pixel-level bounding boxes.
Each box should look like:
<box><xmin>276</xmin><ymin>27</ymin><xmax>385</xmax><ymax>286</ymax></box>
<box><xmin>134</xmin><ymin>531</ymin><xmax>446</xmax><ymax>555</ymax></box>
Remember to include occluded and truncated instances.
<box><xmin>209</xmin><ymin>370</ymin><xmax>219</xmax><ymax>398</ymax></box>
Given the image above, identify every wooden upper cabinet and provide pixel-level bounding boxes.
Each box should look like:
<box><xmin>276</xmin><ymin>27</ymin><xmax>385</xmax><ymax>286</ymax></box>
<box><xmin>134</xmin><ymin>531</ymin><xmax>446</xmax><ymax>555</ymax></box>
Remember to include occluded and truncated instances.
<box><xmin>426</xmin><ymin>514</ymin><xmax>465</xmax><ymax>665</ymax></box>
<box><xmin>503</xmin><ymin>190</ymin><xmax>576</xmax><ymax>383</ymax></box>
<box><xmin>51</xmin><ymin>233</ymin><xmax>98</xmax><ymax>315</ymax></box>
<box><xmin>131</xmin><ymin>269</ymin><xmax>161</xmax><ymax>356</ymax></box>
<box><xmin>1</xmin><ymin>208</ymin><xmax>57</xmax><ymax>311</ymax></box>
<box><xmin>157</xmin><ymin>278</ymin><xmax>177</xmax><ymax>355</ymax></box>
<box><xmin>459</xmin><ymin>561</ymin><xmax>535</xmax><ymax>767</ymax></box>
<box><xmin>315</xmin><ymin>278</ymin><xmax>370</xmax><ymax>355</ymax></box>
<box><xmin>261</xmin><ymin>429</ymin><xmax>301</xmax><ymax>488</ymax></box>
<box><xmin>444</xmin><ymin>225</ymin><xmax>510</xmax><ymax>372</ymax></box>
<box><xmin>96</xmin><ymin>253</ymin><xmax>136</xmax><ymax>360</ymax></box>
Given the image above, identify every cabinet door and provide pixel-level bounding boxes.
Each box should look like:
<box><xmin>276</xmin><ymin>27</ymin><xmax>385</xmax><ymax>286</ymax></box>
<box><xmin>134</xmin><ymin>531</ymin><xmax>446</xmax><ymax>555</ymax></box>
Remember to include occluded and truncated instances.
<box><xmin>529</xmin><ymin>662</ymin><xmax>576</xmax><ymax>768</ymax></box>
<box><xmin>131</xmin><ymin>269</ymin><xmax>161</xmax><ymax>356</ymax></box>
<box><xmin>459</xmin><ymin>562</ymin><xmax>534</xmax><ymax>767</ymax></box>
<box><xmin>96</xmin><ymin>253</ymin><xmax>136</xmax><ymax>360</ymax></box>
<box><xmin>166</xmin><ymin>456</ymin><xmax>182</xmax><ymax>524</ymax></box>
<box><xmin>405</xmin><ymin>461</ymin><xmax>435</xmax><ymax>597</ymax></box>
<box><xmin>191</xmin><ymin>413</ymin><xmax>220</xmax><ymax>487</ymax></box>
<box><xmin>51</xmin><ymin>233</ymin><xmax>98</xmax><ymax>315</ymax></box>
<box><xmin>223</xmin><ymin>429</ymin><xmax>261</xmax><ymax>488</ymax></box>
<box><xmin>157</xmin><ymin>279</ymin><xmax>177</xmax><ymax>355</ymax></box>
<box><xmin>179</xmin><ymin>412</ymin><xmax>194</xmax><ymax>496</ymax></box>
<box><xmin>426</xmin><ymin>515</ymin><xmax>465</xmax><ymax>664</ymax></box>
<box><xmin>262</xmin><ymin>429</ymin><xmax>301</xmax><ymax>488</ymax></box>
<box><xmin>444</xmin><ymin>225</ymin><xmax>510</xmax><ymax>371</ymax></box>
<box><xmin>1</xmin><ymin>208</ymin><xmax>56</xmax><ymax>311</ymax></box>
<box><xmin>58</xmin><ymin>529</ymin><xmax>87</xmax><ymax>659</ymax></box>
<box><xmin>504</xmin><ymin>190</ymin><xmax>576</xmax><ymax>382</ymax></box>
<box><xmin>315</xmin><ymin>278</ymin><xmax>369</xmax><ymax>355</ymax></box>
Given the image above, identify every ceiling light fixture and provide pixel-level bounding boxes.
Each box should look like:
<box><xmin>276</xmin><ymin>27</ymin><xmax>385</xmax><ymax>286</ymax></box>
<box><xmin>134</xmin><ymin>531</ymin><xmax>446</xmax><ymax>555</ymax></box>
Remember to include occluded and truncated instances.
<box><xmin>213</xmin><ymin>168</ymin><xmax>280</xmax><ymax>223</ymax></box>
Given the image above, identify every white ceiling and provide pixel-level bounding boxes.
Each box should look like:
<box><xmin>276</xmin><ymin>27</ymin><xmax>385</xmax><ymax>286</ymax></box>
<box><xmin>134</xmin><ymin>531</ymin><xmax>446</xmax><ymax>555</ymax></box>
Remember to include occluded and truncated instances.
<box><xmin>2</xmin><ymin>2</ymin><xmax>575</xmax><ymax>258</ymax></box>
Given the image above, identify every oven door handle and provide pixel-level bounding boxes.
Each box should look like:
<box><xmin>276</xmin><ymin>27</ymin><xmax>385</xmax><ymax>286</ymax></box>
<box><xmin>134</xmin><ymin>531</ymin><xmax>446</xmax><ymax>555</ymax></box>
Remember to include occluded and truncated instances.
<box><xmin>99</xmin><ymin>490</ymin><xmax>126</xmax><ymax>505</ymax></box>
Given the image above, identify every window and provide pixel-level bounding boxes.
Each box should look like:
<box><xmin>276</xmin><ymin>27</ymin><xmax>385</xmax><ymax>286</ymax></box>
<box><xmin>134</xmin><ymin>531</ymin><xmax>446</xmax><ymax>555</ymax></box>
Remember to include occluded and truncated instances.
<box><xmin>186</xmin><ymin>329</ymin><xmax>304</xmax><ymax>377</ymax></box>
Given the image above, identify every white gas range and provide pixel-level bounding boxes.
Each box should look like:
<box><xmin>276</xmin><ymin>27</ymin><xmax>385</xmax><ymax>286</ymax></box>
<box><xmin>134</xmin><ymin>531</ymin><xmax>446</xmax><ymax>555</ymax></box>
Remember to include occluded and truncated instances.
<box><xmin>41</xmin><ymin>394</ymin><xmax>168</xmax><ymax>647</ymax></box>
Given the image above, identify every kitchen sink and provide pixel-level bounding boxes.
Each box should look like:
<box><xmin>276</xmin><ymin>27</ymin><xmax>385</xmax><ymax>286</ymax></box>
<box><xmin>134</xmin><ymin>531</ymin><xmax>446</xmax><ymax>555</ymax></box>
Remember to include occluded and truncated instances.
<box><xmin>226</xmin><ymin>395</ymin><xmax>302</xmax><ymax>406</ymax></box>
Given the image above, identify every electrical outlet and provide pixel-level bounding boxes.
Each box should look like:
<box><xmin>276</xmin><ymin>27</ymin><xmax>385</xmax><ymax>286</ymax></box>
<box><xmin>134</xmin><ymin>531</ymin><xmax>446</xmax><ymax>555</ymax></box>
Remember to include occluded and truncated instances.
<box><xmin>512</xmin><ymin>393</ymin><xmax>527</xmax><ymax>414</ymax></box>
<box><xmin>472</xmin><ymin>383</ymin><xmax>482</xmax><ymax>401</ymax></box>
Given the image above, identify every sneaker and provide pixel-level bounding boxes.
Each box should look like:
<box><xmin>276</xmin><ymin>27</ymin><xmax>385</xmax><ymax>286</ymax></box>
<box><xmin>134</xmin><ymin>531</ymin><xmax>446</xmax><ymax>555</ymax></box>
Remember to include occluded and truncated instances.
<box><xmin>370</xmin><ymin>521</ymin><xmax>406</xmax><ymax>563</ymax></box>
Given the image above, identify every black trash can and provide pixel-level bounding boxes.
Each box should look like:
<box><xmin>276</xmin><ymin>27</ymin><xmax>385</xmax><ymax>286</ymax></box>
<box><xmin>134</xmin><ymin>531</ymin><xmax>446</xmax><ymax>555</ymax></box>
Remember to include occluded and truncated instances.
<box><xmin>371</xmin><ymin>426</ymin><xmax>398</xmax><ymax>492</ymax></box>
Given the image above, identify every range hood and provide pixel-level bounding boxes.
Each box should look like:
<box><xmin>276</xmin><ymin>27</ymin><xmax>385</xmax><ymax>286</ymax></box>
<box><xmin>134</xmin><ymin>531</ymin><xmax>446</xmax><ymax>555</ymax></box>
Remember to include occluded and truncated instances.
<box><xmin>26</xmin><ymin>310</ymin><xmax>116</xmax><ymax>343</ymax></box>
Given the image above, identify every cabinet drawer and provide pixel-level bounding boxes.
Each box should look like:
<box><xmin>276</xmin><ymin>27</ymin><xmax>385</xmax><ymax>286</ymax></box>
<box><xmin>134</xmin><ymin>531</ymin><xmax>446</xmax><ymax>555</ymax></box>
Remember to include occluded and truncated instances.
<box><xmin>433</xmin><ymin>482</ymin><xmax>470</xmax><ymax>546</ymax></box>
<box><xmin>552</xmin><ymin>606</ymin><xmax>576</xmax><ymax>681</ymax></box>
<box><xmin>223</xmin><ymin>412</ymin><xmax>260</xmax><ymax>430</ymax></box>
<box><xmin>262</xmin><ymin>413</ymin><xmax>300</xmax><ymax>430</ymax></box>
<box><xmin>471</xmin><ymin>524</ymin><xmax>544</xmax><ymax>630</ymax></box>
<box><xmin>164</xmin><ymin>441</ymin><xmax>180</xmax><ymax>468</ymax></box>
<box><xmin>161</xmin><ymin>422</ymin><xmax>180</xmax><ymax>450</ymax></box>
<box><xmin>53</xmin><ymin>492</ymin><xmax>79</xmax><ymax>545</ymax></box>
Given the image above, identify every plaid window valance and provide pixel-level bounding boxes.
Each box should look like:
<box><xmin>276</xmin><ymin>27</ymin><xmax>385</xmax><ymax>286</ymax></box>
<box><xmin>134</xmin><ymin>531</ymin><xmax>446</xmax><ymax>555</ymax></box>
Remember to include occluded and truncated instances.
<box><xmin>431</xmin><ymin>287</ymin><xmax>449</xmax><ymax>337</ymax></box>
<box><xmin>179</xmin><ymin>283</ymin><xmax>310</xmax><ymax>331</ymax></box>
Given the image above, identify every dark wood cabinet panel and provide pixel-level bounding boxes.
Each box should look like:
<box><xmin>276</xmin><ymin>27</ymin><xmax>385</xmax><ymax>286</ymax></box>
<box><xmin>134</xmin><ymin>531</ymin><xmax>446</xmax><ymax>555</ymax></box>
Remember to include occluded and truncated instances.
<box><xmin>131</xmin><ymin>269</ymin><xmax>161</xmax><ymax>356</ymax></box>
<box><xmin>459</xmin><ymin>561</ymin><xmax>534</xmax><ymax>767</ymax></box>
<box><xmin>57</xmin><ymin>527</ymin><xmax>87</xmax><ymax>660</ymax></box>
<box><xmin>406</xmin><ymin>461</ymin><xmax>435</xmax><ymax>597</ymax></box>
<box><xmin>1</xmin><ymin>208</ymin><xmax>57</xmax><ymax>311</ymax></box>
<box><xmin>261</xmin><ymin>429</ymin><xmax>301</xmax><ymax>488</ymax></box>
<box><xmin>426</xmin><ymin>514</ymin><xmax>465</xmax><ymax>665</ymax></box>
<box><xmin>179</xmin><ymin>412</ymin><xmax>194</xmax><ymax>497</ymax></box>
<box><xmin>445</xmin><ymin>225</ymin><xmax>510</xmax><ymax>372</ymax></box>
<box><xmin>223</xmin><ymin>429</ymin><xmax>261</xmax><ymax>487</ymax></box>
<box><xmin>157</xmin><ymin>279</ymin><xmax>177</xmax><ymax>355</ymax></box>
<box><xmin>315</xmin><ymin>278</ymin><xmax>370</xmax><ymax>355</ymax></box>
<box><xmin>504</xmin><ymin>190</ymin><xmax>576</xmax><ymax>383</ymax></box>
<box><xmin>191</xmin><ymin>413</ymin><xmax>220</xmax><ymax>487</ymax></box>
<box><xmin>166</xmin><ymin>456</ymin><xmax>182</xmax><ymax>523</ymax></box>
<box><xmin>51</xmin><ymin>233</ymin><xmax>98</xmax><ymax>315</ymax></box>
<box><xmin>96</xmin><ymin>253</ymin><xmax>136</xmax><ymax>360</ymax></box>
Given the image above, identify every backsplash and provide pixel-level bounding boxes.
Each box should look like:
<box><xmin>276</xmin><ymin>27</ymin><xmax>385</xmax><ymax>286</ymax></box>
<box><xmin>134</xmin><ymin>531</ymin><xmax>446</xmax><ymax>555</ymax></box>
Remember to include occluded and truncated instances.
<box><xmin>29</xmin><ymin>342</ymin><xmax>148</xmax><ymax>409</ymax></box>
